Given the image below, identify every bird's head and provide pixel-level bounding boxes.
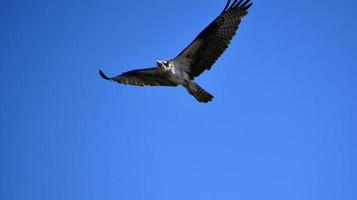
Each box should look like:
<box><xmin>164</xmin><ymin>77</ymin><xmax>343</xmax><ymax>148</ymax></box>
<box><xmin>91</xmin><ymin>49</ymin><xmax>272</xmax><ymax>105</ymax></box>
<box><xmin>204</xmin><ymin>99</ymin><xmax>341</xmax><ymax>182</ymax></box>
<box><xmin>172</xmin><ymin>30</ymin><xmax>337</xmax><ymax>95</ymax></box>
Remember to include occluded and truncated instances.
<box><xmin>156</xmin><ymin>59</ymin><xmax>167</xmax><ymax>68</ymax></box>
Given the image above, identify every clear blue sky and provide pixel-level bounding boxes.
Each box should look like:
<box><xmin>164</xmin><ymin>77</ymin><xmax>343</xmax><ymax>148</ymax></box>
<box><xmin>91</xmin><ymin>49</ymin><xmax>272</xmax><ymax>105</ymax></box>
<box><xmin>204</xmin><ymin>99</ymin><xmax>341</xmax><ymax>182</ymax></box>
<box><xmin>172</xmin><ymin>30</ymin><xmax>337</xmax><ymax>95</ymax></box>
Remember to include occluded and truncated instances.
<box><xmin>1</xmin><ymin>0</ymin><xmax>357</xmax><ymax>199</ymax></box>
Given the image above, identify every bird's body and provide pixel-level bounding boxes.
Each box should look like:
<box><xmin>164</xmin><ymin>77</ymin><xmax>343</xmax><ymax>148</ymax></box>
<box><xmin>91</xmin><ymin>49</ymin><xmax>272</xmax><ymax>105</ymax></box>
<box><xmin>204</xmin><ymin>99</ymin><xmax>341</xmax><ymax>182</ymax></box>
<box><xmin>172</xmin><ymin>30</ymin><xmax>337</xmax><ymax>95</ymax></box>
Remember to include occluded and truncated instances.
<box><xmin>157</xmin><ymin>60</ymin><xmax>214</xmax><ymax>102</ymax></box>
<box><xmin>157</xmin><ymin>60</ymin><xmax>189</xmax><ymax>85</ymax></box>
<box><xmin>99</xmin><ymin>0</ymin><xmax>253</xmax><ymax>103</ymax></box>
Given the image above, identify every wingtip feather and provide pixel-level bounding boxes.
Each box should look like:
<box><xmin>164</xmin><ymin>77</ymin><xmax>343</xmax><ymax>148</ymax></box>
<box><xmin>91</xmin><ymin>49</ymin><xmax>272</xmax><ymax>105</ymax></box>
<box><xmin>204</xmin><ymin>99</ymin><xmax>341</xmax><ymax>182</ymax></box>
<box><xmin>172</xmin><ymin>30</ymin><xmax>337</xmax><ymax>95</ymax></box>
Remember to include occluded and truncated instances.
<box><xmin>222</xmin><ymin>0</ymin><xmax>232</xmax><ymax>13</ymax></box>
<box><xmin>241</xmin><ymin>0</ymin><xmax>251</xmax><ymax>8</ymax></box>
<box><xmin>244</xmin><ymin>2</ymin><xmax>253</xmax><ymax>10</ymax></box>
<box><xmin>99</xmin><ymin>70</ymin><xmax>111</xmax><ymax>80</ymax></box>
<box><xmin>223</xmin><ymin>0</ymin><xmax>253</xmax><ymax>12</ymax></box>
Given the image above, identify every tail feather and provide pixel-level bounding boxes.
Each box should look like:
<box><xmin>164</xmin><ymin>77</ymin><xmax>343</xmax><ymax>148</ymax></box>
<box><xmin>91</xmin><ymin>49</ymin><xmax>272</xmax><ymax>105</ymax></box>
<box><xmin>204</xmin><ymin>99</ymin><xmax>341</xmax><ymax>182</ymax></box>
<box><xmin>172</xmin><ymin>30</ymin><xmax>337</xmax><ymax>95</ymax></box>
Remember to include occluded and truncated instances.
<box><xmin>187</xmin><ymin>82</ymin><xmax>214</xmax><ymax>103</ymax></box>
<box><xmin>99</xmin><ymin>70</ymin><xmax>111</xmax><ymax>80</ymax></box>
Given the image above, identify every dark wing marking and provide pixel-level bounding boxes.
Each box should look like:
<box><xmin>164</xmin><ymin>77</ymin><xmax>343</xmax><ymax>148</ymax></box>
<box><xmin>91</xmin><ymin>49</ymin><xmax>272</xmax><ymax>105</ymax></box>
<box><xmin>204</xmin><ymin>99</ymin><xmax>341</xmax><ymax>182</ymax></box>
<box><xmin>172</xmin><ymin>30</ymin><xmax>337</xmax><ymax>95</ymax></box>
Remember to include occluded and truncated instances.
<box><xmin>99</xmin><ymin>68</ymin><xmax>177</xmax><ymax>87</ymax></box>
<box><xmin>173</xmin><ymin>0</ymin><xmax>252</xmax><ymax>78</ymax></box>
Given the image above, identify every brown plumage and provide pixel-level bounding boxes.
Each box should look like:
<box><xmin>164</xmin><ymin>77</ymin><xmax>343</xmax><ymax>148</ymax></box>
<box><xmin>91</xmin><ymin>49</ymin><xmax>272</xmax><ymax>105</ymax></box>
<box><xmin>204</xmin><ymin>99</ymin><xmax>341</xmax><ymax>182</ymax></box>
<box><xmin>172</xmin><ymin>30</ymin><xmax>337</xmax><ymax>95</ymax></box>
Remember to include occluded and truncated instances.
<box><xmin>173</xmin><ymin>0</ymin><xmax>252</xmax><ymax>77</ymax></box>
<box><xmin>99</xmin><ymin>68</ymin><xmax>177</xmax><ymax>87</ymax></box>
<box><xmin>99</xmin><ymin>0</ymin><xmax>252</xmax><ymax>103</ymax></box>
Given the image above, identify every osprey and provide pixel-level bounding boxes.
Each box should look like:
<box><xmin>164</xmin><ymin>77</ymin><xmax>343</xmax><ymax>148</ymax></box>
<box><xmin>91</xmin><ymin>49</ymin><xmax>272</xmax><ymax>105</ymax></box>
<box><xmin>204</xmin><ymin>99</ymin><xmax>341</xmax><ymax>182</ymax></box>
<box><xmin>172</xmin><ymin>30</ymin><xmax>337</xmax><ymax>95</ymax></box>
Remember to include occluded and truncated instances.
<box><xmin>99</xmin><ymin>0</ymin><xmax>252</xmax><ymax>103</ymax></box>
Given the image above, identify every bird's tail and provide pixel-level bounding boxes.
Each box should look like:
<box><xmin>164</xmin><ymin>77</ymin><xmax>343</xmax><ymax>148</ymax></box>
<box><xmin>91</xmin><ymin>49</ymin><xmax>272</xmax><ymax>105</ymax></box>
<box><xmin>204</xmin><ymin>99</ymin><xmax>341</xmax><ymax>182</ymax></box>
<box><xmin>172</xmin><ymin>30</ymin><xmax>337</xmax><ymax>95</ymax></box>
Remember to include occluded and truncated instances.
<box><xmin>186</xmin><ymin>82</ymin><xmax>214</xmax><ymax>103</ymax></box>
<box><xmin>99</xmin><ymin>70</ymin><xmax>111</xmax><ymax>80</ymax></box>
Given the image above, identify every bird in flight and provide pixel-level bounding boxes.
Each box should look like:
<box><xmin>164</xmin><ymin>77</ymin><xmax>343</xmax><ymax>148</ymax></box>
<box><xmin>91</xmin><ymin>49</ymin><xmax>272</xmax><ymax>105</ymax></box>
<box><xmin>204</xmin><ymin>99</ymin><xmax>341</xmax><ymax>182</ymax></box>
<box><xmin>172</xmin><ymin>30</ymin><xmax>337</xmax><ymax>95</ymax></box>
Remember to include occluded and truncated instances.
<box><xmin>99</xmin><ymin>0</ymin><xmax>253</xmax><ymax>103</ymax></box>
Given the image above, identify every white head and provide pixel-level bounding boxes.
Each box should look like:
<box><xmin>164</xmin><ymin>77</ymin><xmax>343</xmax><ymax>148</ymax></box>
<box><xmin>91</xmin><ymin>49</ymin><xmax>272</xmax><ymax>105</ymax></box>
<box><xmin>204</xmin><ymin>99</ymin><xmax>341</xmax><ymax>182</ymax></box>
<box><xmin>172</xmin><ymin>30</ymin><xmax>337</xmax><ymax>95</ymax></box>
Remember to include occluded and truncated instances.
<box><xmin>156</xmin><ymin>59</ymin><xmax>167</xmax><ymax>68</ymax></box>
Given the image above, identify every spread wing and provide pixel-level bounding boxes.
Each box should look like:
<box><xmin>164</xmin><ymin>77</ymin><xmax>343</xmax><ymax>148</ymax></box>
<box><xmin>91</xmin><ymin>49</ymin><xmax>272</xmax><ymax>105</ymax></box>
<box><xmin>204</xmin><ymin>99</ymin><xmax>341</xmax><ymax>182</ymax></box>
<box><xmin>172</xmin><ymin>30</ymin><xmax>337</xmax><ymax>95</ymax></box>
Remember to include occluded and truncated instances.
<box><xmin>172</xmin><ymin>0</ymin><xmax>252</xmax><ymax>78</ymax></box>
<box><xmin>99</xmin><ymin>68</ymin><xmax>177</xmax><ymax>87</ymax></box>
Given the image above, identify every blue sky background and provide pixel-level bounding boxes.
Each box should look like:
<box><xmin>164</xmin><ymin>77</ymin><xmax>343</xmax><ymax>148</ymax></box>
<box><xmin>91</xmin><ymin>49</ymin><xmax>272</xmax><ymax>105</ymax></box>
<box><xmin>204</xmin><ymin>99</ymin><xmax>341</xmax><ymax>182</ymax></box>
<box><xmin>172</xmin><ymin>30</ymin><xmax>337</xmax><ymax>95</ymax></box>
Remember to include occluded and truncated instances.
<box><xmin>1</xmin><ymin>0</ymin><xmax>357</xmax><ymax>199</ymax></box>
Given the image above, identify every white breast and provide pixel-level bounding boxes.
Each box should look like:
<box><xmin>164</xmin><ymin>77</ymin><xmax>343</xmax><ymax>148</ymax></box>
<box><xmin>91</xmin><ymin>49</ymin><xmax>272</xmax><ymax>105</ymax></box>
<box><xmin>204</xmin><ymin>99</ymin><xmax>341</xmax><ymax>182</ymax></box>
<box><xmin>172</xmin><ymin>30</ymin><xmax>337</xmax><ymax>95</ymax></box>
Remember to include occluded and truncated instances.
<box><xmin>169</xmin><ymin>62</ymin><xmax>192</xmax><ymax>84</ymax></box>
